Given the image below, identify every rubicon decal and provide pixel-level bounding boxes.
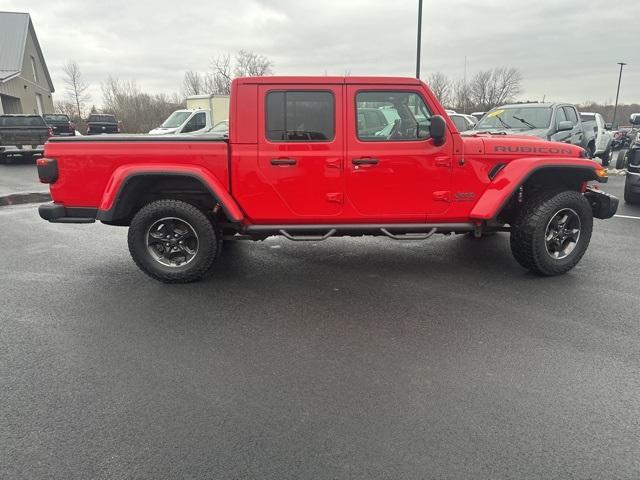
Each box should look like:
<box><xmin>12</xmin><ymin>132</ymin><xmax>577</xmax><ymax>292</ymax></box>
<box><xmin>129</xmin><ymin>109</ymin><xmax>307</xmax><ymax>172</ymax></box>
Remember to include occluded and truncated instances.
<box><xmin>494</xmin><ymin>146</ymin><xmax>574</xmax><ymax>155</ymax></box>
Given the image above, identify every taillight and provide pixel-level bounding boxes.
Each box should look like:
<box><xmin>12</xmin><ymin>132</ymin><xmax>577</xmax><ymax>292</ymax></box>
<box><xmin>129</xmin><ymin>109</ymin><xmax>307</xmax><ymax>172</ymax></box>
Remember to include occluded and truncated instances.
<box><xmin>37</xmin><ymin>158</ymin><xmax>58</xmax><ymax>183</ymax></box>
<box><xmin>86</xmin><ymin>125</ymin><xmax>91</xmax><ymax>134</ymax></box>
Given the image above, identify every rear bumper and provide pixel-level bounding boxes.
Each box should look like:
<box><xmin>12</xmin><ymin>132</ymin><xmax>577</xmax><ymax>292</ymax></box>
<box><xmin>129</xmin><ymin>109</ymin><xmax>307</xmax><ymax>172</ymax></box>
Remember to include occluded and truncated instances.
<box><xmin>0</xmin><ymin>145</ymin><xmax>45</xmax><ymax>154</ymax></box>
<box><xmin>584</xmin><ymin>187</ymin><xmax>618</xmax><ymax>219</ymax></box>
<box><xmin>38</xmin><ymin>203</ymin><xmax>97</xmax><ymax>223</ymax></box>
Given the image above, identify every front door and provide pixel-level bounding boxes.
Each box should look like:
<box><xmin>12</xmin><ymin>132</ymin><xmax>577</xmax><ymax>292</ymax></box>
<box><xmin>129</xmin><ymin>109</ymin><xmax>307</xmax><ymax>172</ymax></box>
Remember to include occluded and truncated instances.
<box><xmin>345</xmin><ymin>86</ymin><xmax>451</xmax><ymax>221</ymax></box>
<box><xmin>255</xmin><ymin>86</ymin><xmax>344</xmax><ymax>222</ymax></box>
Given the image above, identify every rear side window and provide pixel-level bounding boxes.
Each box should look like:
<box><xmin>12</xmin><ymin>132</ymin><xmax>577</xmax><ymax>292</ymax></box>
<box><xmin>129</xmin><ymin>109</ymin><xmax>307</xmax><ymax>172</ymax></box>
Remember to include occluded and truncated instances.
<box><xmin>266</xmin><ymin>91</ymin><xmax>334</xmax><ymax>141</ymax></box>
<box><xmin>355</xmin><ymin>91</ymin><xmax>432</xmax><ymax>141</ymax></box>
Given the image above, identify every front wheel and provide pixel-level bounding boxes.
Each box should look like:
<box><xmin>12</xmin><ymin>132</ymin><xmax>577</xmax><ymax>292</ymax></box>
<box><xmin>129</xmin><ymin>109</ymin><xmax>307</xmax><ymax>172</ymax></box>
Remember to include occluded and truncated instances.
<box><xmin>510</xmin><ymin>190</ymin><xmax>593</xmax><ymax>276</ymax></box>
<box><xmin>128</xmin><ymin>199</ymin><xmax>221</xmax><ymax>283</ymax></box>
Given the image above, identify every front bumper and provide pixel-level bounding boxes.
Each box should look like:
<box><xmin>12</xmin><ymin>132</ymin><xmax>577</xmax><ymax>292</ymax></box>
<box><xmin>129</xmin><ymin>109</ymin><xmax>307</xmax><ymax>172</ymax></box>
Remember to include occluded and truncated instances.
<box><xmin>584</xmin><ymin>187</ymin><xmax>618</xmax><ymax>219</ymax></box>
<box><xmin>38</xmin><ymin>203</ymin><xmax>97</xmax><ymax>223</ymax></box>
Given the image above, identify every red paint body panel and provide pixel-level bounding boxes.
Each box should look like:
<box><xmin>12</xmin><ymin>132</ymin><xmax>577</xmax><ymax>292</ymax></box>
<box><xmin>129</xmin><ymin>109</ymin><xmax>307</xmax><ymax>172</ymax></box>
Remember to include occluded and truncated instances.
<box><xmin>43</xmin><ymin>75</ymin><xmax>605</xmax><ymax>228</ymax></box>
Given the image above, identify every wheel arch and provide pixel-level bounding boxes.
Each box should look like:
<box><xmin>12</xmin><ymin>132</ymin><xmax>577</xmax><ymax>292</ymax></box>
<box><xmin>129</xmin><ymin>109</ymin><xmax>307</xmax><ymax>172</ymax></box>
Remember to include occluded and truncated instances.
<box><xmin>96</xmin><ymin>167</ymin><xmax>244</xmax><ymax>226</ymax></box>
<box><xmin>470</xmin><ymin>159</ymin><xmax>604</xmax><ymax>221</ymax></box>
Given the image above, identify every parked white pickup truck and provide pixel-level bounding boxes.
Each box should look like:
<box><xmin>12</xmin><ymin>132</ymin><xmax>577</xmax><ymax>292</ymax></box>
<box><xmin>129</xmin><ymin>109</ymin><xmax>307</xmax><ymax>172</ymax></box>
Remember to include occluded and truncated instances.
<box><xmin>580</xmin><ymin>112</ymin><xmax>613</xmax><ymax>166</ymax></box>
<box><xmin>148</xmin><ymin>109</ymin><xmax>211</xmax><ymax>135</ymax></box>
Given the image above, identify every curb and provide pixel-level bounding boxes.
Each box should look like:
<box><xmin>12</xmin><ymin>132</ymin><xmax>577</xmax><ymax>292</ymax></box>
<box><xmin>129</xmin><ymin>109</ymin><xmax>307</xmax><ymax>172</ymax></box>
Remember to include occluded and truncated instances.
<box><xmin>0</xmin><ymin>192</ymin><xmax>51</xmax><ymax>207</ymax></box>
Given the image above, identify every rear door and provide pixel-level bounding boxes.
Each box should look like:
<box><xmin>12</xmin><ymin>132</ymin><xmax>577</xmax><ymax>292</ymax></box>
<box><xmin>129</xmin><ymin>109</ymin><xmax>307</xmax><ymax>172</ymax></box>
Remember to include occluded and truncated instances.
<box><xmin>255</xmin><ymin>85</ymin><xmax>344</xmax><ymax>221</ymax></box>
<box><xmin>344</xmin><ymin>86</ymin><xmax>451</xmax><ymax>220</ymax></box>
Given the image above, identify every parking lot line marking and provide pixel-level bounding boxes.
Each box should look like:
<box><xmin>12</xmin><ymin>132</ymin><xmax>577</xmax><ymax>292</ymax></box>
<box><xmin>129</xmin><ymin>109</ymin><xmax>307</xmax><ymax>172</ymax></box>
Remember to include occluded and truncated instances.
<box><xmin>614</xmin><ymin>214</ymin><xmax>640</xmax><ymax>220</ymax></box>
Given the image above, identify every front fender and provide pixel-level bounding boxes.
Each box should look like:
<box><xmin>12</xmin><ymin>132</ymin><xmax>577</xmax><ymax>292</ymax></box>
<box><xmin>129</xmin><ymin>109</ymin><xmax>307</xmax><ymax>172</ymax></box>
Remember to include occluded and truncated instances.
<box><xmin>97</xmin><ymin>164</ymin><xmax>244</xmax><ymax>222</ymax></box>
<box><xmin>469</xmin><ymin>157</ymin><xmax>604</xmax><ymax>220</ymax></box>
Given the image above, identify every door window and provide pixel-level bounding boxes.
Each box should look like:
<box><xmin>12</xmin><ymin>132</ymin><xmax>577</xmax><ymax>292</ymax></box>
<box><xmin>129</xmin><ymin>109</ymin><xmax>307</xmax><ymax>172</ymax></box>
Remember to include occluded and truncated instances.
<box><xmin>563</xmin><ymin>107</ymin><xmax>578</xmax><ymax>125</ymax></box>
<box><xmin>183</xmin><ymin>112</ymin><xmax>206</xmax><ymax>132</ymax></box>
<box><xmin>266</xmin><ymin>91</ymin><xmax>334</xmax><ymax>141</ymax></box>
<box><xmin>556</xmin><ymin>107</ymin><xmax>567</xmax><ymax>126</ymax></box>
<box><xmin>355</xmin><ymin>91</ymin><xmax>432</xmax><ymax>141</ymax></box>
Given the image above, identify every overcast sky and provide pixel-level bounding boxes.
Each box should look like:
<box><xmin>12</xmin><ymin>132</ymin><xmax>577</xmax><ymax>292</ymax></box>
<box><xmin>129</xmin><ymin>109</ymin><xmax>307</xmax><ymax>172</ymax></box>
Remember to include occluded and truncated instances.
<box><xmin>6</xmin><ymin>0</ymin><xmax>640</xmax><ymax>106</ymax></box>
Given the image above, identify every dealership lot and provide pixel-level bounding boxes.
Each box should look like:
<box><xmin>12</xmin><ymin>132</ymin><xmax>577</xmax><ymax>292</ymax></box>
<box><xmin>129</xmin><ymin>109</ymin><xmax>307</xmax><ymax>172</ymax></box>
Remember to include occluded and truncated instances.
<box><xmin>1</xmin><ymin>164</ymin><xmax>638</xmax><ymax>479</ymax></box>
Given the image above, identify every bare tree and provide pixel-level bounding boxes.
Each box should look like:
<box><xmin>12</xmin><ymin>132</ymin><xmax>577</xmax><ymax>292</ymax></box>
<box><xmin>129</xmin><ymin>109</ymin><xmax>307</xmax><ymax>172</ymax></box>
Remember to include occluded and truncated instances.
<box><xmin>207</xmin><ymin>53</ymin><xmax>233</xmax><ymax>95</ymax></box>
<box><xmin>102</xmin><ymin>76</ymin><xmax>185</xmax><ymax>133</ymax></box>
<box><xmin>451</xmin><ymin>78</ymin><xmax>471</xmax><ymax>112</ymax></box>
<box><xmin>427</xmin><ymin>72</ymin><xmax>451</xmax><ymax>107</ymax></box>
<box><xmin>62</xmin><ymin>60</ymin><xmax>90</xmax><ymax>119</ymax></box>
<box><xmin>182</xmin><ymin>71</ymin><xmax>204</xmax><ymax>96</ymax></box>
<box><xmin>234</xmin><ymin>49</ymin><xmax>273</xmax><ymax>77</ymax></box>
<box><xmin>469</xmin><ymin>67</ymin><xmax>522</xmax><ymax>111</ymax></box>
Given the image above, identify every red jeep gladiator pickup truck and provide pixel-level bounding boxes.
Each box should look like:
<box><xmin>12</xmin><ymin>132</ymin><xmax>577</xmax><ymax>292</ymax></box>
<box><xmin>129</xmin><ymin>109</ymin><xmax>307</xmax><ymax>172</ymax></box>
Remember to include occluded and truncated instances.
<box><xmin>37</xmin><ymin>76</ymin><xmax>618</xmax><ymax>283</ymax></box>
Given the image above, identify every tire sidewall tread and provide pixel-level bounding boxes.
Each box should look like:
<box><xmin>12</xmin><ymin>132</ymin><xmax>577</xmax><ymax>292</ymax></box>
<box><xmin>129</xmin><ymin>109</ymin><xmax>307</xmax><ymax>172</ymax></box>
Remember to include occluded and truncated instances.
<box><xmin>510</xmin><ymin>190</ymin><xmax>593</xmax><ymax>276</ymax></box>
<box><xmin>128</xmin><ymin>199</ymin><xmax>221</xmax><ymax>283</ymax></box>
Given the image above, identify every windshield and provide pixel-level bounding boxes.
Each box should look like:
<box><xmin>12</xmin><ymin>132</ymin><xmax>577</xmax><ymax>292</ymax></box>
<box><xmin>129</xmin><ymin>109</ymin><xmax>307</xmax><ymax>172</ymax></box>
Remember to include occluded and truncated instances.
<box><xmin>475</xmin><ymin>106</ymin><xmax>552</xmax><ymax>130</ymax></box>
<box><xmin>161</xmin><ymin>111</ymin><xmax>192</xmax><ymax>128</ymax></box>
<box><xmin>43</xmin><ymin>114</ymin><xmax>70</xmax><ymax>122</ymax></box>
<box><xmin>210</xmin><ymin>120</ymin><xmax>228</xmax><ymax>133</ymax></box>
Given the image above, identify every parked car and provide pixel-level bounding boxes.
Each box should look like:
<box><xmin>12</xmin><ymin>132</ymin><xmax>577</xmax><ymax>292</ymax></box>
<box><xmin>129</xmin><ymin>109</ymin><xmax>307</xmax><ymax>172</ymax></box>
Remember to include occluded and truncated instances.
<box><xmin>473</xmin><ymin>103</ymin><xmax>596</xmax><ymax>156</ymax></box>
<box><xmin>192</xmin><ymin>119</ymin><xmax>229</xmax><ymax>138</ymax></box>
<box><xmin>448</xmin><ymin>113</ymin><xmax>476</xmax><ymax>132</ymax></box>
<box><xmin>0</xmin><ymin>114</ymin><xmax>51</xmax><ymax>162</ymax></box>
<box><xmin>149</xmin><ymin>109</ymin><xmax>211</xmax><ymax>135</ymax></box>
<box><xmin>579</xmin><ymin>112</ymin><xmax>613</xmax><ymax>165</ymax></box>
<box><xmin>86</xmin><ymin>114</ymin><xmax>120</xmax><ymax>135</ymax></box>
<box><xmin>42</xmin><ymin>114</ymin><xmax>76</xmax><ymax>137</ymax></box>
<box><xmin>623</xmin><ymin>114</ymin><xmax>640</xmax><ymax>204</ymax></box>
<box><xmin>38</xmin><ymin>75</ymin><xmax>617</xmax><ymax>283</ymax></box>
<box><xmin>471</xmin><ymin>111</ymin><xmax>486</xmax><ymax>121</ymax></box>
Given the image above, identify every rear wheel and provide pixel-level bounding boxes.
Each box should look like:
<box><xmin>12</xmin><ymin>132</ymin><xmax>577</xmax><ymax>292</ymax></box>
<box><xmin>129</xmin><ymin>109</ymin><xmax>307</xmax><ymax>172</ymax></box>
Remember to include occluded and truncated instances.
<box><xmin>128</xmin><ymin>199</ymin><xmax>221</xmax><ymax>283</ymax></box>
<box><xmin>615</xmin><ymin>149</ymin><xmax>628</xmax><ymax>169</ymax></box>
<box><xmin>510</xmin><ymin>190</ymin><xmax>593</xmax><ymax>276</ymax></box>
<box><xmin>624</xmin><ymin>175</ymin><xmax>640</xmax><ymax>204</ymax></box>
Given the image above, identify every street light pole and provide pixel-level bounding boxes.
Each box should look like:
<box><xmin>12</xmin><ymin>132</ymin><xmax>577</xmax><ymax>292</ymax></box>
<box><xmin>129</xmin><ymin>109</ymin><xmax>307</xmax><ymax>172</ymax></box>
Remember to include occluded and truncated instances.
<box><xmin>416</xmin><ymin>0</ymin><xmax>423</xmax><ymax>79</ymax></box>
<box><xmin>612</xmin><ymin>62</ymin><xmax>626</xmax><ymax>128</ymax></box>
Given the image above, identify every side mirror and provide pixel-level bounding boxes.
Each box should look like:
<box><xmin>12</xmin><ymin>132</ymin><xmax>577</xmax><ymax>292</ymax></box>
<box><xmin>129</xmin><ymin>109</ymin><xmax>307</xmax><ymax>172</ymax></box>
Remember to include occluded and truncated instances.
<box><xmin>557</xmin><ymin>120</ymin><xmax>573</xmax><ymax>132</ymax></box>
<box><xmin>430</xmin><ymin>115</ymin><xmax>446</xmax><ymax>146</ymax></box>
<box><xmin>604</xmin><ymin>122</ymin><xmax>612</xmax><ymax>130</ymax></box>
<box><xmin>630</xmin><ymin>113</ymin><xmax>640</xmax><ymax>125</ymax></box>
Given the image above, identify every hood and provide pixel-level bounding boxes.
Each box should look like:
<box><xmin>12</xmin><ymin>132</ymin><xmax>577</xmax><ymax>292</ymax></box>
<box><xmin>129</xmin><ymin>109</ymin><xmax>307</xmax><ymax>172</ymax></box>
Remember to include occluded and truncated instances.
<box><xmin>463</xmin><ymin>132</ymin><xmax>585</xmax><ymax>158</ymax></box>
<box><xmin>148</xmin><ymin>127</ymin><xmax>178</xmax><ymax>135</ymax></box>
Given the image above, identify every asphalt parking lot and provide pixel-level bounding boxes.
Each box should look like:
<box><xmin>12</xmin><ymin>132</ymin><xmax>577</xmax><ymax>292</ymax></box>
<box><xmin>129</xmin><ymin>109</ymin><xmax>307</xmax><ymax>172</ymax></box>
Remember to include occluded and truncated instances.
<box><xmin>1</xmin><ymin>164</ymin><xmax>639</xmax><ymax>479</ymax></box>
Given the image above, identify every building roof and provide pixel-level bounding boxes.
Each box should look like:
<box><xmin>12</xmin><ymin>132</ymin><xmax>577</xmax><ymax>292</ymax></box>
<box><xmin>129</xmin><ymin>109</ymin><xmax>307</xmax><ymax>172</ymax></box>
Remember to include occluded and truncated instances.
<box><xmin>0</xmin><ymin>11</ymin><xmax>54</xmax><ymax>91</ymax></box>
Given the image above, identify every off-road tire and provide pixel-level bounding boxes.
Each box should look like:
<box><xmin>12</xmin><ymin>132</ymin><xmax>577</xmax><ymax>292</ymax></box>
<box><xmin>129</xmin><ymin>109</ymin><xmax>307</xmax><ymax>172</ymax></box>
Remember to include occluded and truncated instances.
<box><xmin>615</xmin><ymin>149</ymin><xmax>628</xmax><ymax>169</ymax></box>
<box><xmin>624</xmin><ymin>175</ymin><xmax>640</xmax><ymax>204</ymax></box>
<box><xmin>128</xmin><ymin>199</ymin><xmax>221</xmax><ymax>283</ymax></box>
<box><xmin>510</xmin><ymin>190</ymin><xmax>593</xmax><ymax>276</ymax></box>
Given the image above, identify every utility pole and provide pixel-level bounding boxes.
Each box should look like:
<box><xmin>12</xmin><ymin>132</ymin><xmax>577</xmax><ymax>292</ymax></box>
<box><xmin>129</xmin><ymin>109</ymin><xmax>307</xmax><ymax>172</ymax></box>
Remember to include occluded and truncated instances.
<box><xmin>416</xmin><ymin>0</ymin><xmax>423</xmax><ymax>79</ymax></box>
<box><xmin>612</xmin><ymin>62</ymin><xmax>626</xmax><ymax>128</ymax></box>
<box><xmin>463</xmin><ymin>56</ymin><xmax>467</xmax><ymax>113</ymax></box>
